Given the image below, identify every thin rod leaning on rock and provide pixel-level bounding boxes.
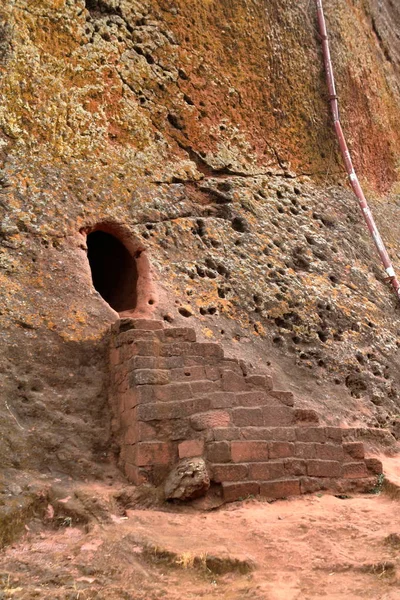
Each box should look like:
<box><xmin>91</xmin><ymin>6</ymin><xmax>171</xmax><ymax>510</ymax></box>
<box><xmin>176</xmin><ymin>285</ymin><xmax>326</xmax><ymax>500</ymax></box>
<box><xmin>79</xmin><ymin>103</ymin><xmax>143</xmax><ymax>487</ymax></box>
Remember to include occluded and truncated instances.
<box><xmin>315</xmin><ymin>0</ymin><xmax>400</xmax><ymax>301</ymax></box>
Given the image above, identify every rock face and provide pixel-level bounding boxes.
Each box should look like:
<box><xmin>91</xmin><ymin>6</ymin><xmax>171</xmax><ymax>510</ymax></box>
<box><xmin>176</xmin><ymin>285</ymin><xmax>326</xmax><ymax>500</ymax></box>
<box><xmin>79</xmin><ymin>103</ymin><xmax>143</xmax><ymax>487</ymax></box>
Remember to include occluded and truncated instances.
<box><xmin>0</xmin><ymin>0</ymin><xmax>400</xmax><ymax>482</ymax></box>
<box><xmin>164</xmin><ymin>458</ymin><xmax>210</xmax><ymax>501</ymax></box>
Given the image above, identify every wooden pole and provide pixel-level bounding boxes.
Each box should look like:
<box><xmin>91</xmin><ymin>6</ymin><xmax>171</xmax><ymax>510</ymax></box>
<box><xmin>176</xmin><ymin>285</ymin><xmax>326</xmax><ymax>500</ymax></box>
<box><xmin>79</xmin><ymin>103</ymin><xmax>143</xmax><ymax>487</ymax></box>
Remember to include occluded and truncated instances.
<box><xmin>315</xmin><ymin>0</ymin><xmax>400</xmax><ymax>301</ymax></box>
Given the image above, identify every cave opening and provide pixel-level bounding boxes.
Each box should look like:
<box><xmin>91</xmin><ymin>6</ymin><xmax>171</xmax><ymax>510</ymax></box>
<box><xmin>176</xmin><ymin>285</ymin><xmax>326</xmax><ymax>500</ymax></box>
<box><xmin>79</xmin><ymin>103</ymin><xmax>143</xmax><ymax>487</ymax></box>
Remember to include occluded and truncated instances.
<box><xmin>86</xmin><ymin>230</ymin><xmax>138</xmax><ymax>313</ymax></box>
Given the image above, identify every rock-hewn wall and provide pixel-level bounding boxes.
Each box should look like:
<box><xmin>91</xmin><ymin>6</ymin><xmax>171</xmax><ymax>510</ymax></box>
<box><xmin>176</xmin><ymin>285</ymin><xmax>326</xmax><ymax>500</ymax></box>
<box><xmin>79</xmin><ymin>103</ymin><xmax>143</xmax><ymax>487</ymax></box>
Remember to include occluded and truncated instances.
<box><xmin>1</xmin><ymin>0</ymin><xmax>400</xmax><ymax>478</ymax></box>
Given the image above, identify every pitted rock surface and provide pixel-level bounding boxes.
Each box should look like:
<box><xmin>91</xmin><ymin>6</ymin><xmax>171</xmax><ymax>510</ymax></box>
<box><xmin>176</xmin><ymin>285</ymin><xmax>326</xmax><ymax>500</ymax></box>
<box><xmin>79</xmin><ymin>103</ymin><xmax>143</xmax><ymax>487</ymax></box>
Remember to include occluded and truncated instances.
<box><xmin>0</xmin><ymin>0</ymin><xmax>400</xmax><ymax>484</ymax></box>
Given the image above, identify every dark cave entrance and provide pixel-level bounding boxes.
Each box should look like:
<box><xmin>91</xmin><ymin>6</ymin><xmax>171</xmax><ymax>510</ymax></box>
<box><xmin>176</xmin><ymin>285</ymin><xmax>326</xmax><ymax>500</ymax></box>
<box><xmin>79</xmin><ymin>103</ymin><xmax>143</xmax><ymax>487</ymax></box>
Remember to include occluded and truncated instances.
<box><xmin>86</xmin><ymin>230</ymin><xmax>138</xmax><ymax>313</ymax></box>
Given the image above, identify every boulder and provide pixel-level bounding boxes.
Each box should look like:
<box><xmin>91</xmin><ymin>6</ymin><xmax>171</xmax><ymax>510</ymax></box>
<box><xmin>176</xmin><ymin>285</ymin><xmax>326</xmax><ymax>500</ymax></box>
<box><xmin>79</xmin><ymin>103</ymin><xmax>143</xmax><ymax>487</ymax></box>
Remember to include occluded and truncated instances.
<box><xmin>164</xmin><ymin>458</ymin><xmax>210</xmax><ymax>501</ymax></box>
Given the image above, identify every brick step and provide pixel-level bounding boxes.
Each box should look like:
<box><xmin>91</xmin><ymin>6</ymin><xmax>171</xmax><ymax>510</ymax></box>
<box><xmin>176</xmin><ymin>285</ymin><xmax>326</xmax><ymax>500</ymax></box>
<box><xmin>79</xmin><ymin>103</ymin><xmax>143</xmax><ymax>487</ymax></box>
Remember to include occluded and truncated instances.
<box><xmin>212</xmin><ymin>458</ymin><xmax>372</xmax><ymax>481</ymax></box>
<box><xmin>221</xmin><ymin>474</ymin><xmax>378</xmax><ymax>502</ymax></box>
<box><xmin>111</xmin><ymin>318</ymin><xmax>164</xmax><ymax>335</ymax></box>
<box><xmin>221</xmin><ymin>426</ymin><xmax>302</xmax><ymax>441</ymax></box>
<box><xmin>163</xmin><ymin>327</ymin><xmax>197</xmax><ymax>342</ymax></box>
<box><xmin>109</xmin><ymin>319</ymin><xmax>384</xmax><ymax>503</ymax></box>
<box><xmin>245</xmin><ymin>374</ymin><xmax>273</xmax><ymax>390</ymax></box>
<box><xmin>205</xmin><ymin>439</ymin><xmax>366</xmax><ymax>463</ymax></box>
<box><xmin>222</xmin><ymin>479</ymin><xmax>301</xmax><ymax>502</ymax></box>
<box><xmin>342</xmin><ymin>427</ymin><xmax>396</xmax><ymax>446</ymax></box>
<box><xmin>169</xmin><ymin>366</ymin><xmax>220</xmax><ymax>382</ymax></box>
<box><xmin>294</xmin><ymin>408</ymin><xmax>319</xmax><ymax>424</ymax></box>
<box><xmin>113</xmin><ymin>328</ymin><xmax>161</xmax><ymax>347</ymax></box>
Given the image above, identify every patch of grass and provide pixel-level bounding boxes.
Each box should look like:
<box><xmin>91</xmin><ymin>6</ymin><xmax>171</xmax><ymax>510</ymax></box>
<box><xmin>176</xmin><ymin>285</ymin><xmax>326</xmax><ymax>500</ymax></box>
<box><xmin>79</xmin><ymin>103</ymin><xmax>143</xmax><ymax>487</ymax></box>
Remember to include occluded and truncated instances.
<box><xmin>140</xmin><ymin>541</ymin><xmax>255</xmax><ymax>575</ymax></box>
<box><xmin>384</xmin><ymin>533</ymin><xmax>400</xmax><ymax>549</ymax></box>
<box><xmin>369</xmin><ymin>474</ymin><xmax>385</xmax><ymax>495</ymax></box>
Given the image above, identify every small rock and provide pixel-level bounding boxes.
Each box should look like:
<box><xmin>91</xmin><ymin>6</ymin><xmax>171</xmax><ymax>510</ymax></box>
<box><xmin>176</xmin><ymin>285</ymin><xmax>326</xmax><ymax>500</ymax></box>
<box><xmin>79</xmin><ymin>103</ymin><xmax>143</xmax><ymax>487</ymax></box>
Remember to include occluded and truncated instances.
<box><xmin>164</xmin><ymin>458</ymin><xmax>210</xmax><ymax>501</ymax></box>
<box><xmin>392</xmin><ymin>420</ymin><xmax>400</xmax><ymax>440</ymax></box>
<box><xmin>8</xmin><ymin>483</ymin><xmax>23</xmax><ymax>496</ymax></box>
<box><xmin>371</xmin><ymin>393</ymin><xmax>384</xmax><ymax>406</ymax></box>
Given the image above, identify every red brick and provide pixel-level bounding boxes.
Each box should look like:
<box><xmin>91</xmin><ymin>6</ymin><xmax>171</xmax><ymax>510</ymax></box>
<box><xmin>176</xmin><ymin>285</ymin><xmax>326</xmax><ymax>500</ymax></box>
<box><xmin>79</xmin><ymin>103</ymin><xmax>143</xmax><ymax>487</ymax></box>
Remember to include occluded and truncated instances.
<box><xmin>178</xmin><ymin>439</ymin><xmax>205</xmax><ymax>459</ymax></box>
<box><xmin>235</xmin><ymin>391</ymin><xmax>271</xmax><ymax>407</ymax></box>
<box><xmin>191</xmin><ymin>380</ymin><xmax>221</xmax><ymax>395</ymax></box>
<box><xmin>294</xmin><ymin>409</ymin><xmax>319</xmax><ymax>425</ymax></box>
<box><xmin>132</xmin><ymin>385</ymin><xmax>155</xmax><ymax>404</ymax></box>
<box><xmin>269</xmin><ymin>442</ymin><xmax>295</xmax><ymax>459</ymax></box>
<box><xmin>213</xmin><ymin>427</ymin><xmax>240</xmax><ymax>441</ymax></box>
<box><xmin>262</xmin><ymin>406</ymin><xmax>294</xmax><ymax>426</ymax></box>
<box><xmin>155</xmin><ymin>418</ymin><xmax>191</xmax><ymax>441</ymax></box>
<box><xmin>222</xmin><ymin>481</ymin><xmax>260</xmax><ymax>502</ymax></box>
<box><xmin>129</xmin><ymin>319</ymin><xmax>164</xmax><ymax>331</ymax></box>
<box><xmin>295</xmin><ymin>443</ymin><xmax>317</xmax><ymax>459</ymax></box>
<box><xmin>191</xmin><ymin>343</ymin><xmax>224</xmax><ymax>359</ymax></box>
<box><xmin>132</xmin><ymin>340</ymin><xmax>160</xmax><ymax>356</ymax></box>
<box><xmin>138</xmin><ymin>398</ymin><xmax>210</xmax><ymax>421</ymax></box>
<box><xmin>170</xmin><ymin>366</ymin><xmax>205</xmax><ymax>381</ymax></box>
<box><xmin>190</xmin><ymin>410</ymin><xmax>231</xmax><ymax>431</ymax></box>
<box><xmin>164</xmin><ymin>327</ymin><xmax>196</xmax><ymax>342</ymax></box>
<box><xmin>300</xmin><ymin>477</ymin><xmax>325</xmax><ymax>494</ymax></box>
<box><xmin>296</xmin><ymin>427</ymin><xmax>327</xmax><ymax>443</ymax></box>
<box><xmin>325</xmin><ymin>427</ymin><xmax>343</xmax><ymax>442</ymax></box>
<box><xmin>333</xmin><ymin>478</ymin><xmax>375</xmax><ymax>494</ymax></box>
<box><xmin>248</xmin><ymin>461</ymin><xmax>285</xmax><ymax>480</ymax></box>
<box><xmin>127</xmin><ymin>356</ymin><xmax>158</xmax><ymax>370</ymax></box>
<box><xmin>232</xmin><ymin>407</ymin><xmax>263</xmax><ymax>427</ymax></box>
<box><xmin>307</xmin><ymin>460</ymin><xmax>341</xmax><ymax>478</ymax></box>
<box><xmin>212</xmin><ymin>463</ymin><xmax>249</xmax><ymax>482</ymax></box>
<box><xmin>161</xmin><ymin>342</ymin><xmax>191</xmax><ymax>357</ymax></box>
<box><xmin>342</xmin><ymin>462</ymin><xmax>368</xmax><ymax>479</ymax></box>
<box><xmin>135</xmin><ymin>442</ymin><xmax>176</xmax><ymax>466</ymax></box>
<box><xmin>240</xmin><ymin>427</ymin><xmax>296</xmax><ymax>441</ymax></box>
<box><xmin>111</xmin><ymin>318</ymin><xmax>133</xmax><ymax>335</ymax></box>
<box><xmin>314</xmin><ymin>443</ymin><xmax>344</xmax><ymax>461</ymax></box>
<box><xmin>260</xmin><ymin>479</ymin><xmax>300</xmax><ymax>499</ymax></box>
<box><xmin>157</xmin><ymin>356</ymin><xmax>185</xmax><ymax>369</ymax></box>
<box><xmin>184</xmin><ymin>356</ymin><xmax>205</xmax><ymax>366</ymax></box>
<box><xmin>365</xmin><ymin>457</ymin><xmax>383</xmax><ymax>475</ymax></box>
<box><xmin>119</xmin><ymin>345</ymin><xmax>135</xmax><ymax>362</ymax></box>
<box><xmin>221</xmin><ymin>370</ymin><xmax>247</xmax><ymax>392</ymax></box>
<box><xmin>208</xmin><ymin>392</ymin><xmax>236</xmax><ymax>409</ymax></box>
<box><xmin>154</xmin><ymin>382</ymin><xmax>192</xmax><ymax>402</ymax></box>
<box><xmin>284</xmin><ymin>459</ymin><xmax>307</xmax><ymax>476</ymax></box>
<box><xmin>245</xmin><ymin>375</ymin><xmax>273</xmax><ymax>391</ymax></box>
<box><xmin>231</xmin><ymin>441</ymin><xmax>269</xmax><ymax>462</ymax></box>
<box><xmin>206</xmin><ymin>441</ymin><xmax>231</xmax><ymax>463</ymax></box>
<box><xmin>219</xmin><ymin>360</ymin><xmax>243</xmax><ymax>375</ymax></box>
<box><xmin>124</xmin><ymin>463</ymin><xmax>149</xmax><ymax>485</ymax></box>
<box><xmin>131</xmin><ymin>369</ymin><xmax>170</xmax><ymax>386</ymax></box>
<box><xmin>115</xmin><ymin>329</ymin><xmax>157</xmax><ymax>346</ymax></box>
<box><xmin>268</xmin><ymin>390</ymin><xmax>295</xmax><ymax>407</ymax></box>
<box><xmin>204</xmin><ymin>366</ymin><xmax>220</xmax><ymax>381</ymax></box>
<box><xmin>343</xmin><ymin>442</ymin><xmax>365</xmax><ymax>460</ymax></box>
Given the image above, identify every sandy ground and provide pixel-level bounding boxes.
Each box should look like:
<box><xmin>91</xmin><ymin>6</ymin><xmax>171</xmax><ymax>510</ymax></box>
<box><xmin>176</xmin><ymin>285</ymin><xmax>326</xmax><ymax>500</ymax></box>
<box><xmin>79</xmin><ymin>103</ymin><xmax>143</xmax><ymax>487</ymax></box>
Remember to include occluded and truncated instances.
<box><xmin>1</xmin><ymin>481</ymin><xmax>400</xmax><ymax>600</ymax></box>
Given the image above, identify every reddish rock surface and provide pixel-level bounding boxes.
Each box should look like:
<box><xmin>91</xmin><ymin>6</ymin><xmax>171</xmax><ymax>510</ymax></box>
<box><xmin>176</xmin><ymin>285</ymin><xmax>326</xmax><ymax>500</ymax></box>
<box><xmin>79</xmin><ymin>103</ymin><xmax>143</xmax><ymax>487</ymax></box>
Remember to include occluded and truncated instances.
<box><xmin>1</xmin><ymin>1</ymin><xmax>400</xmax><ymax>580</ymax></box>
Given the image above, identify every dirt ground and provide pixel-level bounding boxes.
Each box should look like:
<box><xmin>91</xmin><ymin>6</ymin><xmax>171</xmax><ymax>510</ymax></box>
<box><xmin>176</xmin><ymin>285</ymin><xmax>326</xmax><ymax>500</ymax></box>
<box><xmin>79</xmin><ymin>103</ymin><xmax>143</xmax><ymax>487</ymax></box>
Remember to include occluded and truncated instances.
<box><xmin>1</xmin><ymin>471</ymin><xmax>400</xmax><ymax>600</ymax></box>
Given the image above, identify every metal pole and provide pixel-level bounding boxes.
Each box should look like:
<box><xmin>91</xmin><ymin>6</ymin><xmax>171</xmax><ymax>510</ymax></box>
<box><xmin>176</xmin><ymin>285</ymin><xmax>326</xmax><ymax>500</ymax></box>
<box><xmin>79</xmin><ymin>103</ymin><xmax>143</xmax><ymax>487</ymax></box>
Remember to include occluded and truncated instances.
<box><xmin>315</xmin><ymin>0</ymin><xmax>400</xmax><ymax>300</ymax></box>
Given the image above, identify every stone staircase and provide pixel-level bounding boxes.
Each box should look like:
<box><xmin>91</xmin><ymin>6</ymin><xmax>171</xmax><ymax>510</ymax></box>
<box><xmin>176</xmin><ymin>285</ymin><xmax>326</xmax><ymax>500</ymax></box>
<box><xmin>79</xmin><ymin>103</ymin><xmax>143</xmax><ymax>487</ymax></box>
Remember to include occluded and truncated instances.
<box><xmin>109</xmin><ymin>318</ymin><xmax>382</xmax><ymax>502</ymax></box>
